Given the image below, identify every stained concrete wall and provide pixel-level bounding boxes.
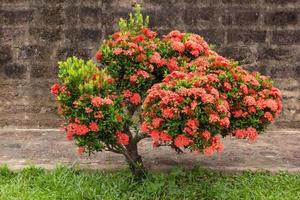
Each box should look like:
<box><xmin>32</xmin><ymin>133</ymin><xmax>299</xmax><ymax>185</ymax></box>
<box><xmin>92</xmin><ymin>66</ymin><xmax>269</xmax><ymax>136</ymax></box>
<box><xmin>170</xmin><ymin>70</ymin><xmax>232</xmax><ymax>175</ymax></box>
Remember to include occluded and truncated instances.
<box><xmin>0</xmin><ymin>0</ymin><xmax>299</xmax><ymax>128</ymax></box>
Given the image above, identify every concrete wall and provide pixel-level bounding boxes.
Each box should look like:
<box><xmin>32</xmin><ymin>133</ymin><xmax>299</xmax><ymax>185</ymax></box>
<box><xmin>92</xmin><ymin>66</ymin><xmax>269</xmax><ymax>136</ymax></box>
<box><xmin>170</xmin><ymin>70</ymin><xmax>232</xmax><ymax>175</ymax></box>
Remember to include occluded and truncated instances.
<box><xmin>0</xmin><ymin>0</ymin><xmax>299</xmax><ymax>128</ymax></box>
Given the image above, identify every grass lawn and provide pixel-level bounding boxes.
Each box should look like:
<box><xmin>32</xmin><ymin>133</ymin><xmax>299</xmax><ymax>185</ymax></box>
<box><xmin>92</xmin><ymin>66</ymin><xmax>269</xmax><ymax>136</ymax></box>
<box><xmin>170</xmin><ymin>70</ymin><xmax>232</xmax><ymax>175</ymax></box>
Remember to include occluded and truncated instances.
<box><xmin>0</xmin><ymin>166</ymin><xmax>299</xmax><ymax>200</ymax></box>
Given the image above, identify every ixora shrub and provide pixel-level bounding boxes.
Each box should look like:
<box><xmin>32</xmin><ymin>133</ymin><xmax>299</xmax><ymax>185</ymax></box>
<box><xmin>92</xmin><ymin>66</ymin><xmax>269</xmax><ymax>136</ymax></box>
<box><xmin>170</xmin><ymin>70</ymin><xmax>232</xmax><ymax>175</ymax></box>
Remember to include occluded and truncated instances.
<box><xmin>51</xmin><ymin>5</ymin><xmax>282</xmax><ymax>179</ymax></box>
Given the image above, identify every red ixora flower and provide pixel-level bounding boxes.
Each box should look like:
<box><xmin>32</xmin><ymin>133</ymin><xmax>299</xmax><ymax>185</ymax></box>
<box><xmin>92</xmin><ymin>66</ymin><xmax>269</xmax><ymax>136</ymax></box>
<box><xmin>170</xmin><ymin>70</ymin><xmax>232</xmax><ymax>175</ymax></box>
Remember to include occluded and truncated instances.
<box><xmin>247</xmin><ymin>127</ymin><xmax>258</xmax><ymax>141</ymax></box>
<box><xmin>150</xmin><ymin>130</ymin><xmax>160</xmax><ymax>142</ymax></box>
<box><xmin>89</xmin><ymin>122</ymin><xmax>99</xmax><ymax>132</ymax></box>
<box><xmin>140</xmin><ymin>121</ymin><xmax>150</xmax><ymax>133</ymax></box>
<box><xmin>202</xmin><ymin>130</ymin><xmax>211</xmax><ymax>140</ymax></box>
<box><xmin>123</xmin><ymin>90</ymin><xmax>132</xmax><ymax>98</ymax></box>
<box><xmin>264</xmin><ymin>112</ymin><xmax>273</xmax><ymax>121</ymax></box>
<box><xmin>137</xmin><ymin>54</ymin><xmax>145</xmax><ymax>61</ymax></box>
<box><xmin>130</xmin><ymin>93</ymin><xmax>141</xmax><ymax>105</ymax></box>
<box><xmin>223</xmin><ymin>82</ymin><xmax>232</xmax><ymax>91</ymax></box>
<box><xmin>167</xmin><ymin>57</ymin><xmax>179</xmax><ymax>72</ymax></box>
<box><xmin>233</xmin><ymin>127</ymin><xmax>258</xmax><ymax>141</ymax></box>
<box><xmin>91</xmin><ymin>97</ymin><xmax>103</xmax><ymax>107</ymax></box>
<box><xmin>66</xmin><ymin>123</ymin><xmax>89</xmax><ymax>136</ymax></box>
<box><xmin>209</xmin><ymin>112</ymin><xmax>220</xmax><ymax>123</ymax></box>
<box><xmin>102</xmin><ymin>98</ymin><xmax>113</xmax><ymax>105</ymax></box>
<box><xmin>185</xmin><ymin>119</ymin><xmax>199</xmax><ymax>131</ymax></box>
<box><xmin>51</xmin><ymin>83</ymin><xmax>60</xmax><ymax>95</ymax></box>
<box><xmin>130</xmin><ymin>75</ymin><xmax>137</xmax><ymax>83</ymax></box>
<box><xmin>265</xmin><ymin>99</ymin><xmax>278</xmax><ymax>112</ymax></box>
<box><xmin>243</xmin><ymin>96</ymin><xmax>256</xmax><ymax>106</ymax></box>
<box><xmin>162</xmin><ymin>108</ymin><xmax>175</xmax><ymax>119</ymax></box>
<box><xmin>75</xmin><ymin>124</ymin><xmax>89</xmax><ymax>135</ymax></box>
<box><xmin>142</xmin><ymin>27</ymin><xmax>157</xmax><ymax>38</ymax></box>
<box><xmin>160</xmin><ymin>131</ymin><xmax>172</xmax><ymax>142</ymax></box>
<box><xmin>85</xmin><ymin>107</ymin><xmax>93</xmax><ymax>113</ymax></box>
<box><xmin>149</xmin><ymin>52</ymin><xmax>164</xmax><ymax>66</ymax></box>
<box><xmin>132</xmin><ymin>34</ymin><xmax>145</xmax><ymax>43</ymax></box>
<box><xmin>95</xmin><ymin>50</ymin><xmax>102</xmax><ymax>62</ymax></box>
<box><xmin>203</xmin><ymin>146</ymin><xmax>214</xmax><ymax>156</ymax></box>
<box><xmin>171</xmin><ymin>41</ymin><xmax>185</xmax><ymax>53</ymax></box>
<box><xmin>152</xmin><ymin>118</ymin><xmax>163</xmax><ymax>128</ymax></box>
<box><xmin>113</xmin><ymin>48</ymin><xmax>123</xmax><ymax>55</ymax></box>
<box><xmin>174</xmin><ymin>134</ymin><xmax>192</xmax><ymax>147</ymax></box>
<box><xmin>116</xmin><ymin>131</ymin><xmax>129</xmax><ymax>145</ymax></box>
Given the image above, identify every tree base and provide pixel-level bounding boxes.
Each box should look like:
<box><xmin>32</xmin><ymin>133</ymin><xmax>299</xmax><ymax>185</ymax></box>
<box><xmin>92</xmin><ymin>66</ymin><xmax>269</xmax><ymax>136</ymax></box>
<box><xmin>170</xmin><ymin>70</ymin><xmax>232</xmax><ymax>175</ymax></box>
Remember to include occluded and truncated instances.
<box><xmin>125</xmin><ymin>141</ymin><xmax>147</xmax><ymax>180</ymax></box>
<box><xmin>127</xmin><ymin>155</ymin><xmax>147</xmax><ymax>180</ymax></box>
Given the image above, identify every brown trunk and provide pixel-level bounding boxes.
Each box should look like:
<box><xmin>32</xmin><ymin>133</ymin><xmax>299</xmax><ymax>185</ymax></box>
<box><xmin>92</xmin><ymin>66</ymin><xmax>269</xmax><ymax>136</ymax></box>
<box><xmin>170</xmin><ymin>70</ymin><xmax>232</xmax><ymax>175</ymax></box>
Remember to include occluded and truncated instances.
<box><xmin>125</xmin><ymin>140</ymin><xmax>147</xmax><ymax>180</ymax></box>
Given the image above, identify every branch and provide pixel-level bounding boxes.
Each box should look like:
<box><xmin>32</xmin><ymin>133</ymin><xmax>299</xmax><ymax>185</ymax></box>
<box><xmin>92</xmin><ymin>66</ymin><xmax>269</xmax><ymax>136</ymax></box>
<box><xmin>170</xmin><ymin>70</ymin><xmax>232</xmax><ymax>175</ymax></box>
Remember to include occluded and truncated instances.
<box><xmin>133</xmin><ymin>132</ymin><xmax>150</xmax><ymax>143</ymax></box>
<box><xmin>171</xmin><ymin>144</ymin><xmax>184</xmax><ymax>154</ymax></box>
<box><xmin>105</xmin><ymin>143</ymin><xmax>123</xmax><ymax>154</ymax></box>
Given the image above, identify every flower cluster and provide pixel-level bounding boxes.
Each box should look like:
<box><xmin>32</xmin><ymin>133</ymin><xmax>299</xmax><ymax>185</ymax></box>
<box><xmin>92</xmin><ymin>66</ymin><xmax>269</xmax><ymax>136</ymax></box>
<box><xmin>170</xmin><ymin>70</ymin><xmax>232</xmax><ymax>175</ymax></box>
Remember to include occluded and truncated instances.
<box><xmin>164</xmin><ymin>30</ymin><xmax>210</xmax><ymax>57</ymax></box>
<box><xmin>200</xmin><ymin>53</ymin><xmax>283</xmax><ymax>135</ymax></box>
<box><xmin>142</xmin><ymin>30</ymin><xmax>282</xmax><ymax>155</ymax></box>
<box><xmin>142</xmin><ymin>71</ymin><xmax>230</xmax><ymax>154</ymax></box>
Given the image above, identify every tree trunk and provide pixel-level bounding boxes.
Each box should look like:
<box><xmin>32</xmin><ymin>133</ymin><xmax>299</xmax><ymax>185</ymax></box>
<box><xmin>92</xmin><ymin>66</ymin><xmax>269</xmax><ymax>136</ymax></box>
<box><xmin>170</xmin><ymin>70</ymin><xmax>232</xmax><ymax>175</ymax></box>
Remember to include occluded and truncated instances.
<box><xmin>125</xmin><ymin>140</ymin><xmax>147</xmax><ymax>180</ymax></box>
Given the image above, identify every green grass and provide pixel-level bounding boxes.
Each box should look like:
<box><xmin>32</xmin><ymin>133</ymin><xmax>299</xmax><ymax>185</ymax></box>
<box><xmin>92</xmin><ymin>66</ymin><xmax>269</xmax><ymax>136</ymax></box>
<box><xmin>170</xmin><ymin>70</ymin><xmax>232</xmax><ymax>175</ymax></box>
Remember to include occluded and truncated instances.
<box><xmin>0</xmin><ymin>166</ymin><xmax>299</xmax><ymax>200</ymax></box>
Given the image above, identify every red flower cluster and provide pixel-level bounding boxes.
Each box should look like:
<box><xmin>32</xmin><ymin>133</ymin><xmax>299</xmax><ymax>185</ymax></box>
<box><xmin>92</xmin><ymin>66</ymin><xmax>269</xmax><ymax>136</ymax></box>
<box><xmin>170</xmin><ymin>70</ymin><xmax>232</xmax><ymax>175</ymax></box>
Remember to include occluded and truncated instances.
<box><xmin>203</xmin><ymin>136</ymin><xmax>224</xmax><ymax>156</ymax></box>
<box><xmin>149</xmin><ymin>130</ymin><xmax>172</xmax><ymax>144</ymax></box>
<box><xmin>122</xmin><ymin>90</ymin><xmax>142</xmax><ymax>105</ymax></box>
<box><xmin>143</xmin><ymin>71</ymin><xmax>231</xmax><ymax>153</ymax></box>
<box><xmin>233</xmin><ymin>127</ymin><xmax>258</xmax><ymax>141</ymax></box>
<box><xmin>95</xmin><ymin>50</ymin><xmax>102</xmax><ymax>62</ymax></box>
<box><xmin>51</xmin><ymin>83</ymin><xmax>60</xmax><ymax>95</ymax></box>
<box><xmin>89</xmin><ymin>122</ymin><xmax>99</xmax><ymax>132</ymax></box>
<box><xmin>141</xmin><ymin>30</ymin><xmax>282</xmax><ymax>155</ymax></box>
<box><xmin>130</xmin><ymin>93</ymin><xmax>142</xmax><ymax>105</ymax></box>
<box><xmin>91</xmin><ymin>96</ymin><xmax>113</xmax><ymax>107</ymax></box>
<box><xmin>65</xmin><ymin>123</ymin><xmax>89</xmax><ymax>140</ymax></box>
<box><xmin>116</xmin><ymin>131</ymin><xmax>129</xmax><ymax>145</ymax></box>
<box><xmin>150</xmin><ymin>52</ymin><xmax>165</xmax><ymax>66</ymax></box>
<box><xmin>174</xmin><ymin>134</ymin><xmax>192</xmax><ymax>147</ymax></box>
<box><xmin>164</xmin><ymin>30</ymin><xmax>210</xmax><ymax>57</ymax></box>
<box><xmin>174</xmin><ymin>48</ymin><xmax>282</xmax><ymax>142</ymax></box>
<box><xmin>91</xmin><ymin>97</ymin><xmax>103</xmax><ymax>107</ymax></box>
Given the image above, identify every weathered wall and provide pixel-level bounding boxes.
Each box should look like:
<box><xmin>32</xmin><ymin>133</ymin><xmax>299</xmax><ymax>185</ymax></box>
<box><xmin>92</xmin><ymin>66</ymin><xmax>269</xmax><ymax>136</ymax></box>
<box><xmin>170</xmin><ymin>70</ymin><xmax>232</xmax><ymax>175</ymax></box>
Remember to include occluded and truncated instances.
<box><xmin>0</xmin><ymin>0</ymin><xmax>299</xmax><ymax>129</ymax></box>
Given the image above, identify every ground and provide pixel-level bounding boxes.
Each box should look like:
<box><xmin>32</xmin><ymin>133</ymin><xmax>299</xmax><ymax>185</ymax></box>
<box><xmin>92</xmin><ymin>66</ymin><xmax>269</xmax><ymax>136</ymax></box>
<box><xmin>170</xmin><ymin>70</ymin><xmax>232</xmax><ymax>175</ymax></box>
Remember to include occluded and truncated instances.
<box><xmin>0</xmin><ymin>128</ymin><xmax>299</xmax><ymax>172</ymax></box>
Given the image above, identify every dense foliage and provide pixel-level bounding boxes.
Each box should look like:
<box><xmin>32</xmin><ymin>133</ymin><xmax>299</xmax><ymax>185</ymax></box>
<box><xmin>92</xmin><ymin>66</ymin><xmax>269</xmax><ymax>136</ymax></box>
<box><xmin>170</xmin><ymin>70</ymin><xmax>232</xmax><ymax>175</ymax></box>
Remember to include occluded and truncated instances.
<box><xmin>51</xmin><ymin>5</ymin><xmax>282</xmax><ymax>177</ymax></box>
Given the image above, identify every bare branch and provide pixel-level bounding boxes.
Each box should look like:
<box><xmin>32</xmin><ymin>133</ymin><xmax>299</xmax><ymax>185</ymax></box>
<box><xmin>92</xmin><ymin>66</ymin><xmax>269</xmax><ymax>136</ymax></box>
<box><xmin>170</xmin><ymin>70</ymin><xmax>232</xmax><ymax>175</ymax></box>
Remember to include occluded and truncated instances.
<box><xmin>105</xmin><ymin>143</ymin><xmax>123</xmax><ymax>154</ymax></box>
